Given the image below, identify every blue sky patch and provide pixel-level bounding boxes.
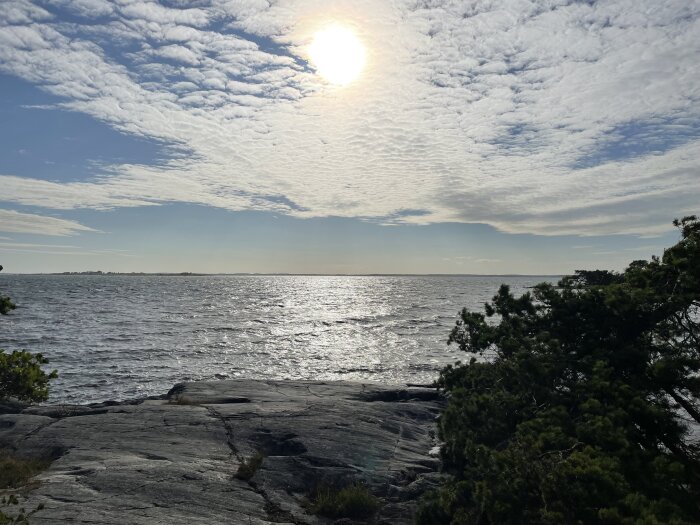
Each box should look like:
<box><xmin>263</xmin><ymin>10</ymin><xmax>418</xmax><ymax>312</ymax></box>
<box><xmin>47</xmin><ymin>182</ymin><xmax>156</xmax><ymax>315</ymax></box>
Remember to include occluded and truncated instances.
<box><xmin>574</xmin><ymin>117</ymin><xmax>700</xmax><ymax>169</ymax></box>
<box><xmin>0</xmin><ymin>74</ymin><xmax>173</xmax><ymax>182</ymax></box>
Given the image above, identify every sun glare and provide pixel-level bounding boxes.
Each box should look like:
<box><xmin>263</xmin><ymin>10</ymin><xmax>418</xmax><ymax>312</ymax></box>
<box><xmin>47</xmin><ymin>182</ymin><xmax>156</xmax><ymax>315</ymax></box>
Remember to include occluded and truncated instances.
<box><xmin>308</xmin><ymin>25</ymin><xmax>366</xmax><ymax>85</ymax></box>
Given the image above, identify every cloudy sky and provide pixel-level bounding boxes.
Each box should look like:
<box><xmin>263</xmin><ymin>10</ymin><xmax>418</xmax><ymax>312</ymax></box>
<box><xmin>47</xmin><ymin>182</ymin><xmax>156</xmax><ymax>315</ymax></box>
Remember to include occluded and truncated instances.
<box><xmin>0</xmin><ymin>0</ymin><xmax>698</xmax><ymax>274</ymax></box>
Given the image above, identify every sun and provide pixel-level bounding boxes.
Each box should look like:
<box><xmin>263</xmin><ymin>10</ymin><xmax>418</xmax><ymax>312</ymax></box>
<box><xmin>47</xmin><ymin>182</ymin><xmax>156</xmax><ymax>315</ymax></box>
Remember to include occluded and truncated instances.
<box><xmin>308</xmin><ymin>25</ymin><xmax>366</xmax><ymax>85</ymax></box>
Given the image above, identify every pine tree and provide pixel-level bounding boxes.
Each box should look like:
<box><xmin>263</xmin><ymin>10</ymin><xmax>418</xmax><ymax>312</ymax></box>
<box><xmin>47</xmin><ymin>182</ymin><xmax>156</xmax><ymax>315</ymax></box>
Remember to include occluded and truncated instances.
<box><xmin>419</xmin><ymin>217</ymin><xmax>700</xmax><ymax>525</ymax></box>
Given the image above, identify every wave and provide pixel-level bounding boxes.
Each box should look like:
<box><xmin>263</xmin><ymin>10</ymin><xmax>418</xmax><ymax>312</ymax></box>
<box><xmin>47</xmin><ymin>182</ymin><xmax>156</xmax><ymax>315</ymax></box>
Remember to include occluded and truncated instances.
<box><xmin>1</xmin><ymin>274</ymin><xmax>548</xmax><ymax>403</ymax></box>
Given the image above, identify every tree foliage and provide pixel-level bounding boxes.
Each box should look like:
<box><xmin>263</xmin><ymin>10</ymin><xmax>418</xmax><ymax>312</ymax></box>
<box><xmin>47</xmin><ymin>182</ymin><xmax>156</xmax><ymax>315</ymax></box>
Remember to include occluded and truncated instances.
<box><xmin>0</xmin><ymin>351</ymin><xmax>57</xmax><ymax>403</ymax></box>
<box><xmin>0</xmin><ymin>296</ymin><xmax>15</xmax><ymax>316</ymax></box>
<box><xmin>418</xmin><ymin>217</ymin><xmax>700</xmax><ymax>525</ymax></box>
<box><xmin>0</xmin><ymin>266</ymin><xmax>16</xmax><ymax>316</ymax></box>
<box><xmin>0</xmin><ymin>265</ymin><xmax>57</xmax><ymax>403</ymax></box>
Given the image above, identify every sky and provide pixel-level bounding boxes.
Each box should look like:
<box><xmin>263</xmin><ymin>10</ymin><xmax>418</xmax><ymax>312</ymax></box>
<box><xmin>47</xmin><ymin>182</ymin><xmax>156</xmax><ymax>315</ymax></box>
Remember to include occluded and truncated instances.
<box><xmin>0</xmin><ymin>0</ymin><xmax>698</xmax><ymax>274</ymax></box>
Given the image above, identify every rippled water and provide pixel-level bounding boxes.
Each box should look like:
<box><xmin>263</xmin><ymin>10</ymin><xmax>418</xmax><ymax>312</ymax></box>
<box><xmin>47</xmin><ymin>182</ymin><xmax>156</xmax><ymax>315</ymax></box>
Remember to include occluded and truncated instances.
<box><xmin>0</xmin><ymin>274</ymin><xmax>556</xmax><ymax>403</ymax></box>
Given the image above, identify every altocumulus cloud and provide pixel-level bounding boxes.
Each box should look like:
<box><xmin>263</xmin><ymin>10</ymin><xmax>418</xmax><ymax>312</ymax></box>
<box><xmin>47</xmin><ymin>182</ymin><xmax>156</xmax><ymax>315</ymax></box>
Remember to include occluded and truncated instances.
<box><xmin>0</xmin><ymin>0</ymin><xmax>698</xmax><ymax>236</ymax></box>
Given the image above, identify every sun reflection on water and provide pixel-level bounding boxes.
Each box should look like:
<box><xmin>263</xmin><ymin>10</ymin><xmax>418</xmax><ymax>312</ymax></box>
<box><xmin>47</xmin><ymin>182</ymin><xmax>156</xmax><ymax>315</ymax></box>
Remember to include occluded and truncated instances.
<box><xmin>0</xmin><ymin>275</ymin><xmax>550</xmax><ymax>403</ymax></box>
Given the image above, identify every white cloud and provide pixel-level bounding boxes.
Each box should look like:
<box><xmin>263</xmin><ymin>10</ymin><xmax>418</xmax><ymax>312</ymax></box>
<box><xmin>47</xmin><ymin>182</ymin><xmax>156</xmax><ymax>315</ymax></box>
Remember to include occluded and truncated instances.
<box><xmin>0</xmin><ymin>242</ymin><xmax>79</xmax><ymax>248</ymax></box>
<box><xmin>0</xmin><ymin>209</ymin><xmax>96</xmax><ymax>236</ymax></box>
<box><xmin>0</xmin><ymin>247</ymin><xmax>133</xmax><ymax>256</ymax></box>
<box><xmin>1</xmin><ymin>0</ymin><xmax>52</xmax><ymax>25</ymax></box>
<box><xmin>151</xmin><ymin>44</ymin><xmax>201</xmax><ymax>65</ymax></box>
<box><xmin>0</xmin><ymin>0</ymin><xmax>698</xmax><ymax>236</ymax></box>
<box><xmin>119</xmin><ymin>1</ymin><xmax>210</xmax><ymax>28</ymax></box>
<box><xmin>47</xmin><ymin>0</ymin><xmax>114</xmax><ymax>18</ymax></box>
<box><xmin>0</xmin><ymin>241</ymin><xmax>134</xmax><ymax>256</ymax></box>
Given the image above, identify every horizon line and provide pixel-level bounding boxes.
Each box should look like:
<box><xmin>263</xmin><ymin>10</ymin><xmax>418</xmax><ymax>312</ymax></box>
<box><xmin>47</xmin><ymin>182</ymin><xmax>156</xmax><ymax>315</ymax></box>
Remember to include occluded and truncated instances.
<box><xmin>4</xmin><ymin>271</ymin><xmax>565</xmax><ymax>277</ymax></box>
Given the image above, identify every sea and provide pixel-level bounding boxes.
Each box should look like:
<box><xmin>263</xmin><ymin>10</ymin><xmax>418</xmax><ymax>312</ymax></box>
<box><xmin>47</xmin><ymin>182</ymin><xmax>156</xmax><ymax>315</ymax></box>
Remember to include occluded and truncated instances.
<box><xmin>0</xmin><ymin>274</ymin><xmax>557</xmax><ymax>404</ymax></box>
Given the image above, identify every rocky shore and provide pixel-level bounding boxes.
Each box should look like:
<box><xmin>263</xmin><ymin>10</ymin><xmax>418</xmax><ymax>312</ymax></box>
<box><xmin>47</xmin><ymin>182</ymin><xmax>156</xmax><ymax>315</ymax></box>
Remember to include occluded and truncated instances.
<box><xmin>0</xmin><ymin>380</ymin><xmax>445</xmax><ymax>524</ymax></box>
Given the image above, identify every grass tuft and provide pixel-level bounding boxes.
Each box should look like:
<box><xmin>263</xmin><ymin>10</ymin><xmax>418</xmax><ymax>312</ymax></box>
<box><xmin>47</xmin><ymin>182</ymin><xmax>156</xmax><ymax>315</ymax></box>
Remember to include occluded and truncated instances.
<box><xmin>311</xmin><ymin>482</ymin><xmax>380</xmax><ymax>519</ymax></box>
<box><xmin>0</xmin><ymin>450</ymin><xmax>51</xmax><ymax>490</ymax></box>
<box><xmin>235</xmin><ymin>452</ymin><xmax>264</xmax><ymax>481</ymax></box>
<box><xmin>169</xmin><ymin>396</ymin><xmax>200</xmax><ymax>406</ymax></box>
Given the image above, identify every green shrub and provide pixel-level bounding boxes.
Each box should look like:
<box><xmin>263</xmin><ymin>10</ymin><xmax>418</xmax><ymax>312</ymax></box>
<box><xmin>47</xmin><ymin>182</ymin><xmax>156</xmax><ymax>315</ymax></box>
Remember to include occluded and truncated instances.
<box><xmin>0</xmin><ymin>265</ymin><xmax>57</xmax><ymax>404</ymax></box>
<box><xmin>0</xmin><ymin>296</ymin><xmax>15</xmax><ymax>316</ymax></box>
<box><xmin>235</xmin><ymin>452</ymin><xmax>264</xmax><ymax>481</ymax></box>
<box><xmin>0</xmin><ymin>265</ymin><xmax>16</xmax><ymax>316</ymax></box>
<box><xmin>311</xmin><ymin>482</ymin><xmax>380</xmax><ymax>519</ymax></box>
<box><xmin>0</xmin><ymin>351</ymin><xmax>57</xmax><ymax>403</ymax></box>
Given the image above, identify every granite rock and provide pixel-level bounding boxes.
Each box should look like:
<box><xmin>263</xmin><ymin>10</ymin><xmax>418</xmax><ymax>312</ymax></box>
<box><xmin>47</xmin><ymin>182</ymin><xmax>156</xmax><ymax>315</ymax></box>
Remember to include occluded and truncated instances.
<box><xmin>0</xmin><ymin>380</ymin><xmax>445</xmax><ymax>524</ymax></box>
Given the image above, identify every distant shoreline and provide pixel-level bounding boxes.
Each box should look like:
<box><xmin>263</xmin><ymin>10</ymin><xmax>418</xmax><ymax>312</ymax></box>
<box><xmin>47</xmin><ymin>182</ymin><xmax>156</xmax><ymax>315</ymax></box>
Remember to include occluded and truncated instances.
<box><xmin>4</xmin><ymin>272</ymin><xmax>563</xmax><ymax>278</ymax></box>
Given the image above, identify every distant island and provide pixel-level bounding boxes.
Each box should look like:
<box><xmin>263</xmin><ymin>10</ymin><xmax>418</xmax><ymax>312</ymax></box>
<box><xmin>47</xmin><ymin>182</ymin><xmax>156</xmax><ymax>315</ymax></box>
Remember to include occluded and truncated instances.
<box><xmin>51</xmin><ymin>271</ymin><xmax>206</xmax><ymax>276</ymax></box>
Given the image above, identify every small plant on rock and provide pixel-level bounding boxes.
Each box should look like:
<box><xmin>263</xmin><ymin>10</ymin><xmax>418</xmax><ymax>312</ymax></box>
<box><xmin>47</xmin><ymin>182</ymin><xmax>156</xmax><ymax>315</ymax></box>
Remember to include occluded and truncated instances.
<box><xmin>0</xmin><ymin>495</ymin><xmax>44</xmax><ymax>525</ymax></box>
<box><xmin>170</xmin><ymin>395</ymin><xmax>199</xmax><ymax>406</ymax></box>
<box><xmin>311</xmin><ymin>482</ymin><xmax>380</xmax><ymax>520</ymax></box>
<box><xmin>235</xmin><ymin>452</ymin><xmax>264</xmax><ymax>481</ymax></box>
<box><xmin>0</xmin><ymin>451</ymin><xmax>51</xmax><ymax>490</ymax></box>
<box><xmin>0</xmin><ymin>450</ymin><xmax>50</xmax><ymax>524</ymax></box>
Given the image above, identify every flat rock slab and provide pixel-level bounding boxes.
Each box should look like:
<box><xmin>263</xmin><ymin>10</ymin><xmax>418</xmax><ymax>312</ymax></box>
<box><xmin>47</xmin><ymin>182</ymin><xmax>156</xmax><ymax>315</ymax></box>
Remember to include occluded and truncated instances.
<box><xmin>0</xmin><ymin>380</ymin><xmax>444</xmax><ymax>524</ymax></box>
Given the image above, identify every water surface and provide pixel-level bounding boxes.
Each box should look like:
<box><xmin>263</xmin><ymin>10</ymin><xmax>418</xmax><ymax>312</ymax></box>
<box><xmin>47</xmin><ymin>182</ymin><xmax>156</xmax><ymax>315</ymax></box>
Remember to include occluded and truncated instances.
<box><xmin>0</xmin><ymin>275</ymin><xmax>556</xmax><ymax>403</ymax></box>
